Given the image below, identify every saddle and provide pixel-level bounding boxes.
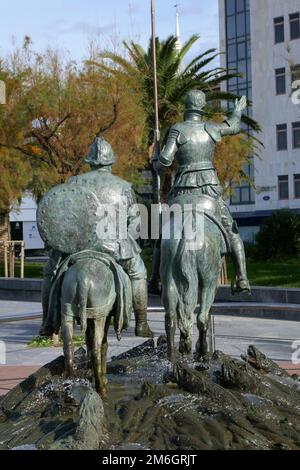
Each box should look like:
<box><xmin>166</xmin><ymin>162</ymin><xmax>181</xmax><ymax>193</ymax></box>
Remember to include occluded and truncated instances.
<box><xmin>163</xmin><ymin>194</ymin><xmax>230</xmax><ymax>255</ymax></box>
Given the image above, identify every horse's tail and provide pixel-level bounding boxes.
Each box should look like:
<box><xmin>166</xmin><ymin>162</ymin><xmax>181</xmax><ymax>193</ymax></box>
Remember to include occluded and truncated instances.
<box><xmin>77</xmin><ymin>277</ymin><xmax>88</xmax><ymax>335</ymax></box>
<box><xmin>173</xmin><ymin>235</ymin><xmax>199</xmax><ymax>336</ymax></box>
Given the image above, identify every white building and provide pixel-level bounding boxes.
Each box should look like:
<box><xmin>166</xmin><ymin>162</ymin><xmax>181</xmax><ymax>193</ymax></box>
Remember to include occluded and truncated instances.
<box><xmin>9</xmin><ymin>192</ymin><xmax>44</xmax><ymax>252</ymax></box>
<box><xmin>219</xmin><ymin>0</ymin><xmax>300</xmax><ymax>242</ymax></box>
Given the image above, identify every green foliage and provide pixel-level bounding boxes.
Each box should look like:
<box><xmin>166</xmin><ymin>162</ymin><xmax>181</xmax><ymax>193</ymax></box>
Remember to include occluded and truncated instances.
<box><xmin>253</xmin><ymin>210</ymin><xmax>300</xmax><ymax>260</ymax></box>
<box><xmin>0</xmin><ymin>39</ymin><xmax>147</xmax><ymax>203</ymax></box>
<box><xmin>91</xmin><ymin>35</ymin><xmax>259</xmax><ymax>148</ymax></box>
<box><xmin>226</xmin><ymin>256</ymin><xmax>300</xmax><ymax>288</ymax></box>
<box><xmin>0</xmin><ymin>148</ymin><xmax>31</xmax><ymax>211</ymax></box>
<box><xmin>28</xmin><ymin>335</ymin><xmax>85</xmax><ymax>348</ymax></box>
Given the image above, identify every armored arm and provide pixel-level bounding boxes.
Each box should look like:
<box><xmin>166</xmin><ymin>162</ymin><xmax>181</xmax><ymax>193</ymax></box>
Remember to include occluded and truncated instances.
<box><xmin>206</xmin><ymin>96</ymin><xmax>247</xmax><ymax>143</ymax></box>
<box><xmin>153</xmin><ymin>127</ymin><xmax>179</xmax><ymax>172</ymax></box>
<box><xmin>219</xmin><ymin>95</ymin><xmax>247</xmax><ymax>136</ymax></box>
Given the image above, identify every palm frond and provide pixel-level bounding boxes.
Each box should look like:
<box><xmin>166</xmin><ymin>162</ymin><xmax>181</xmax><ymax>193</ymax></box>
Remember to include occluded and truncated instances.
<box><xmin>177</xmin><ymin>34</ymin><xmax>200</xmax><ymax>61</ymax></box>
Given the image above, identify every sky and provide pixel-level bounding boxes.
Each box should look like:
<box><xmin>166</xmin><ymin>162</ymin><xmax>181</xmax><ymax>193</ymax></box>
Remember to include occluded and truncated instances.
<box><xmin>0</xmin><ymin>0</ymin><xmax>219</xmax><ymax>62</ymax></box>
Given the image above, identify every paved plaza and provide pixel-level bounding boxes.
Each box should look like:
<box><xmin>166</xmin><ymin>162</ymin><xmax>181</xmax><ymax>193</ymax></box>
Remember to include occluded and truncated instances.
<box><xmin>0</xmin><ymin>299</ymin><xmax>299</xmax><ymax>395</ymax></box>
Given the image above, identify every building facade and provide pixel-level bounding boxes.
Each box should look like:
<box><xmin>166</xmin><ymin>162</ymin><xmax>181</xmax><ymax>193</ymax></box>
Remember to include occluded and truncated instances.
<box><xmin>219</xmin><ymin>0</ymin><xmax>300</xmax><ymax>242</ymax></box>
<box><xmin>9</xmin><ymin>193</ymin><xmax>44</xmax><ymax>252</ymax></box>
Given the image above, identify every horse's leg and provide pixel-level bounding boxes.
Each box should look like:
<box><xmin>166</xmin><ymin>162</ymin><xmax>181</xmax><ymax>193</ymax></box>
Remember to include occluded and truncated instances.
<box><xmin>165</xmin><ymin>308</ymin><xmax>177</xmax><ymax>363</ymax></box>
<box><xmin>91</xmin><ymin>317</ymin><xmax>106</xmax><ymax>398</ymax></box>
<box><xmin>162</xmin><ymin>280</ymin><xmax>178</xmax><ymax>363</ymax></box>
<box><xmin>100</xmin><ymin>316</ymin><xmax>110</xmax><ymax>395</ymax></box>
<box><xmin>162</xmin><ymin>287</ymin><xmax>177</xmax><ymax>362</ymax></box>
<box><xmin>196</xmin><ymin>283</ymin><xmax>218</xmax><ymax>361</ymax></box>
<box><xmin>178</xmin><ymin>306</ymin><xmax>194</xmax><ymax>358</ymax></box>
<box><xmin>85</xmin><ymin>318</ymin><xmax>94</xmax><ymax>379</ymax></box>
<box><xmin>61</xmin><ymin>304</ymin><xmax>74</xmax><ymax>378</ymax></box>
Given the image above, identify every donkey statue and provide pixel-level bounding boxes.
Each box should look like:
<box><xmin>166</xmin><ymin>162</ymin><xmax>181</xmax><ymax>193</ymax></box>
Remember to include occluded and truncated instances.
<box><xmin>58</xmin><ymin>251</ymin><xmax>132</xmax><ymax>398</ymax></box>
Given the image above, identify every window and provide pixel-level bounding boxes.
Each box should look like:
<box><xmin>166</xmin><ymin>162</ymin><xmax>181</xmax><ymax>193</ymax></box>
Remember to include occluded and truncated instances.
<box><xmin>294</xmin><ymin>174</ymin><xmax>300</xmax><ymax>199</ymax></box>
<box><xmin>237</xmin><ymin>41</ymin><xmax>246</xmax><ymax>60</ymax></box>
<box><xmin>238</xmin><ymin>60</ymin><xmax>247</xmax><ymax>77</ymax></box>
<box><xmin>230</xmin><ymin>161</ymin><xmax>254</xmax><ymax>205</ymax></box>
<box><xmin>227</xmin><ymin>43</ymin><xmax>236</xmax><ymax>62</ymax></box>
<box><xmin>277</xmin><ymin>124</ymin><xmax>288</xmax><ymax>150</ymax></box>
<box><xmin>278</xmin><ymin>175</ymin><xmax>289</xmax><ymax>200</ymax></box>
<box><xmin>230</xmin><ymin>185</ymin><xmax>255</xmax><ymax>205</ymax></box>
<box><xmin>226</xmin><ymin>0</ymin><xmax>235</xmax><ymax>16</ymax></box>
<box><xmin>275</xmin><ymin>68</ymin><xmax>286</xmax><ymax>94</ymax></box>
<box><xmin>274</xmin><ymin>17</ymin><xmax>284</xmax><ymax>43</ymax></box>
<box><xmin>227</xmin><ymin>15</ymin><xmax>236</xmax><ymax>39</ymax></box>
<box><xmin>246</xmin><ymin>11</ymin><xmax>250</xmax><ymax>35</ymax></box>
<box><xmin>290</xmin><ymin>13</ymin><xmax>300</xmax><ymax>40</ymax></box>
<box><xmin>237</xmin><ymin>13</ymin><xmax>246</xmax><ymax>36</ymax></box>
<box><xmin>246</xmin><ymin>40</ymin><xmax>251</xmax><ymax>58</ymax></box>
<box><xmin>236</xmin><ymin>0</ymin><xmax>245</xmax><ymax>13</ymax></box>
<box><xmin>292</xmin><ymin>122</ymin><xmax>300</xmax><ymax>148</ymax></box>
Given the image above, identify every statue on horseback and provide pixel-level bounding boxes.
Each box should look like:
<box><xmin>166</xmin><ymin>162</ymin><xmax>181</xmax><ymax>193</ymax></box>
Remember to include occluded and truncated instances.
<box><xmin>37</xmin><ymin>136</ymin><xmax>153</xmax><ymax>397</ymax></box>
<box><xmin>153</xmin><ymin>89</ymin><xmax>250</xmax><ymax>361</ymax></box>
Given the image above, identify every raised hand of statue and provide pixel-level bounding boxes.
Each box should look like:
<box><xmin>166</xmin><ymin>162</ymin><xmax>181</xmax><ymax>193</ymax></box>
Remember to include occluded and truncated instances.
<box><xmin>234</xmin><ymin>96</ymin><xmax>247</xmax><ymax>114</ymax></box>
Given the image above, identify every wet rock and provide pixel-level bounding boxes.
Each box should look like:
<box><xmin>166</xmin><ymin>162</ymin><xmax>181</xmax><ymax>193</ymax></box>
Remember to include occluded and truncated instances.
<box><xmin>49</xmin><ymin>385</ymin><xmax>107</xmax><ymax>450</ymax></box>
<box><xmin>241</xmin><ymin>345</ymin><xmax>290</xmax><ymax>377</ymax></box>
<box><xmin>1</xmin><ymin>344</ymin><xmax>300</xmax><ymax>450</ymax></box>
<box><xmin>111</xmin><ymin>339</ymin><xmax>155</xmax><ymax>361</ymax></box>
<box><xmin>220</xmin><ymin>358</ymin><xmax>263</xmax><ymax>393</ymax></box>
<box><xmin>173</xmin><ymin>362</ymin><xmax>242</xmax><ymax>409</ymax></box>
<box><xmin>107</xmin><ymin>360</ymin><xmax>136</xmax><ymax>375</ymax></box>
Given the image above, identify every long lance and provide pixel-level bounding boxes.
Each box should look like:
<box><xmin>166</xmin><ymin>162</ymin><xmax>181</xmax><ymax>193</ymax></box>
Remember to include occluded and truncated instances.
<box><xmin>150</xmin><ymin>0</ymin><xmax>162</xmax><ymax>216</ymax></box>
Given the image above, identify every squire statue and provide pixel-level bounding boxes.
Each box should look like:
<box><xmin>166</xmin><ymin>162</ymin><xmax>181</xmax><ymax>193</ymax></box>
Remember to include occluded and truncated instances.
<box><xmin>39</xmin><ymin>137</ymin><xmax>153</xmax><ymax>340</ymax></box>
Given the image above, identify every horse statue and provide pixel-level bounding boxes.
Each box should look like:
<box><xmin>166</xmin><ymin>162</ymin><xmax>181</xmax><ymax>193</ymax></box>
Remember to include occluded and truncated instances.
<box><xmin>153</xmin><ymin>90</ymin><xmax>250</xmax><ymax>362</ymax></box>
<box><xmin>160</xmin><ymin>199</ymin><xmax>228</xmax><ymax>362</ymax></box>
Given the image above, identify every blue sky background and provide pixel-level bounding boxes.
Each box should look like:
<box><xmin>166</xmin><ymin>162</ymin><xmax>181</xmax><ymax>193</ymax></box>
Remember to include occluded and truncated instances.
<box><xmin>0</xmin><ymin>0</ymin><xmax>219</xmax><ymax>63</ymax></box>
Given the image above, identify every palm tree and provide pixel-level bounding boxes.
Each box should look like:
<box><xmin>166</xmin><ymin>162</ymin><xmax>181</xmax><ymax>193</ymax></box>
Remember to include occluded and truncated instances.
<box><xmin>90</xmin><ymin>34</ymin><xmax>258</xmax><ymax>141</ymax></box>
<box><xmin>89</xmin><ymin>35</ymin><xmax>259</xmax><ymax>199</ymax></box>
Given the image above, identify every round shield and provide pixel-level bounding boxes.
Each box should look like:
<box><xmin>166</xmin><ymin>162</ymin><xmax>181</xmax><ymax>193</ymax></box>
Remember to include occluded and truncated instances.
<box><xmin>37</xmin><ymin>184</ymin><xmax>101</xmax><ymax>254</ymax></box>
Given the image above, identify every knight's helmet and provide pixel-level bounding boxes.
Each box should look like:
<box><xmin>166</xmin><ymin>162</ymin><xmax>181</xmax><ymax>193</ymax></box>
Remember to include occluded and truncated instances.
<box><xmin>85</xmin><ymin>136</ymin><xmax>116</xmax><ymax>167</ymax></box>
<box><xmin>184</xmin><ymin>90</ymin><xmax>206</xmax><ymax>113</ymax></box>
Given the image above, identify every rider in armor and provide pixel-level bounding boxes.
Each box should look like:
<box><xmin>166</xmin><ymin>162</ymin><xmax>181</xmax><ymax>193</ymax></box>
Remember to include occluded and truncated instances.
<box><xmin>150</xmin><ymin>89</ymin><xmax>250</xmax><ymax>293</ymax></box>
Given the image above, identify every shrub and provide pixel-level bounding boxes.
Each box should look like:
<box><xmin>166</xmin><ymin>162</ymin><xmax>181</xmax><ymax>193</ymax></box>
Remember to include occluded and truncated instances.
<box><xmin>254</xmin><ymin>210</ymin><xmax>300</xmax><ymax>260</ymax></box>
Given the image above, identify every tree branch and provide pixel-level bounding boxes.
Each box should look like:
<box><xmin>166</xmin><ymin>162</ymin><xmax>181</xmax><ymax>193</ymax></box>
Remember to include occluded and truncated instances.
<box><xmin>0</xmin><ymin>142</ymin><xmax>51</xmax><ymax>166</ymax></box>
<box><xmin>96</xmin><ymin>101</ymin><xmax>119</xmax><ymax>136</ymax></box>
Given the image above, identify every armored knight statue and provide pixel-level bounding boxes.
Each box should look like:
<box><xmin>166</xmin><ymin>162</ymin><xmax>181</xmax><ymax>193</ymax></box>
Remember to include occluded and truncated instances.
<box><xmin>151</xmin><ymin>89</ymin><xmax>250</xmax><ymax>293</ymax></box>
<box><xmin>40</xmin><ymin>137</ymin><xmax>153</xmax><ymax>338</ymax></box>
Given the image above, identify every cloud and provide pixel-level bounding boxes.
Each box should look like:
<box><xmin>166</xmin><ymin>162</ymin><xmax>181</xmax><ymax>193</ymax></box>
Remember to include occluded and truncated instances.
<box><xmin>59</xmin><ymin>21</ymin><xmax>116</xmax><ymax>36</ymax></box>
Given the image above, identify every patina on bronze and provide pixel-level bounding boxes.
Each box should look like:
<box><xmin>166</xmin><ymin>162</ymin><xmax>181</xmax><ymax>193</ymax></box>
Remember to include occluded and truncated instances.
<box><xmin>154</xmin><ymin>90</ymin><xmax>250</xmax><ymax>361</ymax></box>
<box><xmin>37</xmin><ymin>137</ymin><xmax>153</xmax><ymax>395</ymax></box>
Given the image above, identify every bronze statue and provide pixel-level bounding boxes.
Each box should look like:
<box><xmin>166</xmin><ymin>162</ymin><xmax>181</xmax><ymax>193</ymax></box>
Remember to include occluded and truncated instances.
<box><xmin>39</xmin><ymin>137</ymin><xmax>153</xmax><ymax>340</ymax></box>
<box><xmin>154</xmin><ymin>90</ymin><xmax>250</xmax><ymax>361</ymax></box>
<box><xmin>37</xmin><ymin>137</ymin><xmax>153</xmax><ymax>395</ymax></box>
<box><xmin>151</xmin><ymin>90</ymin><xmax>250</xmax><ymax>294</ymax></box>
<box><xmin>60</xmin><ymin>250</ymin><xmax>132</xmax><ymax>398</ymax></box>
